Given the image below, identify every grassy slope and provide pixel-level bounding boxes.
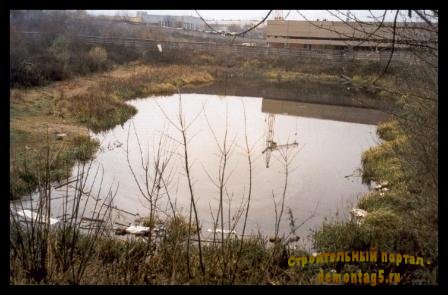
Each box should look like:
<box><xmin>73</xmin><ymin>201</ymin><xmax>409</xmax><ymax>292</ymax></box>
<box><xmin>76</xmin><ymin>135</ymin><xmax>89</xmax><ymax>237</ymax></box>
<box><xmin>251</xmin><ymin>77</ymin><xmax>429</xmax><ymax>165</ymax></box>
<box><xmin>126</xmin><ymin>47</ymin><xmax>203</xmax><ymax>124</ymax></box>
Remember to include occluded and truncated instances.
<box><xmin>10</xmin><ymin>213</ymin><xmax>316</xmax><ymax>284</ymax></box>
<box><xmin>10</xmin><ymin>62</ymin><xmax>214</xmax><ymax>200</ymax></box>
<box><xmin>11</xmin><ymin>57</ymin><xmax>386</xmax><ymax>200</ymax></box>
<box><xmin>11</xmin><ymin>56</ymin><xmax>433</xmax><ymax>284</ymax></box>
<box><xmin>312</xmin><ymin>120</ymin><xmax>437</xmax><ymax>284</ymax></box>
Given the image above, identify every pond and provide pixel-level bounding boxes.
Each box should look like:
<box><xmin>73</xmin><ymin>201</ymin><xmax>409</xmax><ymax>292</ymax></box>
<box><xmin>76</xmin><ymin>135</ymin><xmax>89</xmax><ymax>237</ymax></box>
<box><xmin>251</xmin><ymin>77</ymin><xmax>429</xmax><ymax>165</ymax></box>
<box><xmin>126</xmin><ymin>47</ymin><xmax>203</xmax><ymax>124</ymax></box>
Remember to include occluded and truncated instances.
<box><xmin>16</xmin><ymin>93</ymin><xmax>385</xmax><ymax>249</ymax></box>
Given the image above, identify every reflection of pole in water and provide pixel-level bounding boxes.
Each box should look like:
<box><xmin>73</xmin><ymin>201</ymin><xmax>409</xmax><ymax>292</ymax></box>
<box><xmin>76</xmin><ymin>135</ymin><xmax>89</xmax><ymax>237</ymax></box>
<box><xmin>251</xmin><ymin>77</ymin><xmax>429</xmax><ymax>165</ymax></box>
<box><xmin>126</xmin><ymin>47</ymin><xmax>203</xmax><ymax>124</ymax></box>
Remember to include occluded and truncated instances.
<box><xmin>262</xmin><ymin>113</ymin><xmax>299</xmax><ymax>168</ymax></box>
<box><xmin>263</xmin><ymin>113</ymin><xmax>276</xmax><ymax>168</ymax></box>
<box><xmin>224</xmin><ymin>72</ymin><xmax>227</xmax><ymax>96</ymax></box>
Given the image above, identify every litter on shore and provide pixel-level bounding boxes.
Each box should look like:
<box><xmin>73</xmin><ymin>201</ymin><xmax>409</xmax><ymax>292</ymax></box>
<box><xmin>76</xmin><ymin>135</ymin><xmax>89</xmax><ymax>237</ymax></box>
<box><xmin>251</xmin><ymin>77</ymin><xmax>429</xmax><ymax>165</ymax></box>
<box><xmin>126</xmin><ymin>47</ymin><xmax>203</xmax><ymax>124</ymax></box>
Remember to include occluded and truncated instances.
<box><xmin>14</xmin><ymin>209</ymin><xmax>60</xmax><ymax>226</ymax></box>
<box><xmin>349</xmin><ymin>208</ymin><xmax>368</xmax><ymax>225</ymax></box>
<box><xmin>207</xmin><ymin>228</ymin><xmax>237</xmax><ymax>235</ymax></box>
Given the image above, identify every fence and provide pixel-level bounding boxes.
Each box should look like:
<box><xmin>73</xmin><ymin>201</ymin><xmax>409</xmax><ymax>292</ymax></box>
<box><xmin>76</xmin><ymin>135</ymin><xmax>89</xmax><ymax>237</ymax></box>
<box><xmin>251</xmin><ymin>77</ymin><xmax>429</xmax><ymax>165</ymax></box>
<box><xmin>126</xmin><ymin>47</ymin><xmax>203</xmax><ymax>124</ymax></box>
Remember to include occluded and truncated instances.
<box><xmin>18</xmin><ymin>31</ymin><xmax>419</xmax><ymax>64</ymax></box>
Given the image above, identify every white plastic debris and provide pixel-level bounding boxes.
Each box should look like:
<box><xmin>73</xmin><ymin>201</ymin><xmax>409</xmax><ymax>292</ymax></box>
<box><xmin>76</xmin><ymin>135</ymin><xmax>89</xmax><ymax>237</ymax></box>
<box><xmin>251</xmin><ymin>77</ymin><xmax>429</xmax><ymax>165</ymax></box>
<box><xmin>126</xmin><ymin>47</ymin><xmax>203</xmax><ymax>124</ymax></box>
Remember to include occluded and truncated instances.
<box><xmin>350</xmin><ymin>208</ymin><xmax>368</xmax><ymax>218</ymax></box>
<box><xmin>15</xmin><ymin>209</ymin><xmax>60</xmax><ymax>225</ymax></box>
<box><xmin>350</xmin><ymin>208</ymin><xmax>368</xmax><ymax>225</ymax></box>
<box><xmin>125</xmin><ymin>225</ymin><xmax>150</xmax><ymax>235</ymax></box>
<box><xmin>157</xmin><ymin>44</ymin><xmax>162</xmax><ymax>53</ymax></box>
<box><xmin>373</xmin><ymin>181</ymin><xmax>389</xmax><ymax>191</ymax></box>
<box><xmin>207</xmin><ymin>228</ymin><xmax>237</xmax><ymax>235</ymax></box>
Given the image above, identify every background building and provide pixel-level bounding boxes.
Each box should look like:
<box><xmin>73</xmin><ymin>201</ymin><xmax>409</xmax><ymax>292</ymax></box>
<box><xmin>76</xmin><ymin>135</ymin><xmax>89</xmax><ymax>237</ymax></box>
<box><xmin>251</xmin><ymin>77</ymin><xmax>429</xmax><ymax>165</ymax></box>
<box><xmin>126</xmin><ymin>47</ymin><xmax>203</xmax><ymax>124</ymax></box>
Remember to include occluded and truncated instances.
<box><xmin>137</xmin><ymin>12</ymin><xmax>204</xmax><ymax>30</ymax></box>
<box><xmin>266</xmin><ymin>20</ymin><xmax>428</xmax><ymax>50</ymax></box>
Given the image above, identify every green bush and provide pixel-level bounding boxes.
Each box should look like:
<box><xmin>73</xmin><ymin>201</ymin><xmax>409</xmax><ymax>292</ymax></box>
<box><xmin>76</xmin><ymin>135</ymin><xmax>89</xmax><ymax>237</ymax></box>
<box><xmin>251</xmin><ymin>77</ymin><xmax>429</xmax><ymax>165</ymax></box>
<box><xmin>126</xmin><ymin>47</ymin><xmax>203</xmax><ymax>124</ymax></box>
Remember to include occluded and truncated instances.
<box><xmin>377</xmin><ymin>121</ymin><xmax>401</xmax><ymax>142</ymax></box>
<box><xmin>87</xmin><ymin>46</ymin><xmax>108</xmax><ymax>71</ymax></box>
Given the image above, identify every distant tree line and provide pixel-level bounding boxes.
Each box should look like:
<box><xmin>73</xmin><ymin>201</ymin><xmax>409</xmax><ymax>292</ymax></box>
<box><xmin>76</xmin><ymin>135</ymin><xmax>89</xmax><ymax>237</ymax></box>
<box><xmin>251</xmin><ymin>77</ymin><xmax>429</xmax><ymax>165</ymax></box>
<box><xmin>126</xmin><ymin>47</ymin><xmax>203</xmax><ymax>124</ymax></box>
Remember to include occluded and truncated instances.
<box><xmin>10</xmin><ymin>10</ymin><xmax>164</xmax><ymax>87</ymax></box>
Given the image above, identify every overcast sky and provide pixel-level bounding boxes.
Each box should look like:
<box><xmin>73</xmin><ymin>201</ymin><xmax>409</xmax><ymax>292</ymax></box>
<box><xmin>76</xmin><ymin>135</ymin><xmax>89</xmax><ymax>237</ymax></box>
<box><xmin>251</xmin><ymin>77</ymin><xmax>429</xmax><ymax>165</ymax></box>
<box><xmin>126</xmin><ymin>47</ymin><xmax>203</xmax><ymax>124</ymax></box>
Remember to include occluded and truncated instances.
<box><xmin>87</xmin><ymin>10</ymin><xmax>412</xmax><ymax>22</ymax></box>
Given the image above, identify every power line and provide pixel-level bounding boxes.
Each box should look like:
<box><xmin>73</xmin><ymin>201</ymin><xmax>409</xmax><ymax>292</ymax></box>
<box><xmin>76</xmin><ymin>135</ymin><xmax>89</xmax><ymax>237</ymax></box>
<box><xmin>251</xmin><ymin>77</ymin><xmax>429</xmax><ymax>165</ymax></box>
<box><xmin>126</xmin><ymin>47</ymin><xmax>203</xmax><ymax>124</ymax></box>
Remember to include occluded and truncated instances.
<box><xmin>195</xmin><ymin>10</ymin><xmax>272</xmax><ymax>37</ymax></box>
<box><xmin>194</xmin><ymin>10</ymin><xmax>221</xmax><ymax>34</ymax></box>
<box><xmin>233</xmin><ymin>10</ymin><xmax>273</xmax><ymax>37</ymax></box>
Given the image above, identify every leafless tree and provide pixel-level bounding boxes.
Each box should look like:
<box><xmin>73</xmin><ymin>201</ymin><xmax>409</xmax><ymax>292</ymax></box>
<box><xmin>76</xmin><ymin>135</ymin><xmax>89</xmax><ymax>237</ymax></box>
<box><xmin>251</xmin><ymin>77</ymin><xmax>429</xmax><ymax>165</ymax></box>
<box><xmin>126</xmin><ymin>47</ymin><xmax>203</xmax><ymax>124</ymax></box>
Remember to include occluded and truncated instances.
<box><xmin>155</xmin><ymin>89</ymin><xmax>206</xmax><ymax>277</ymax></box>
<box><xmin>230</xmin><ymin>101</ymin><xmax>260</xmax><ymax>283</ymax></box>
<box><xmin>201</xmin><ymin>102</ymin><xmax>240</xmax><ymax>281</ymax></box>
<box><xmin>296</xmin><ymin>9</ymin><xmax>438</xmax><ymax>283</ymax></box>
<box><xmin>124</xmin><ymin>120</ymin><xmax>178</xmax><ymax>251</ymax></box>
<box><xmin>10</xmin><ymin>130</ymin><xmax>118</xmax><ymax>284</ymax></box>
<box><xmin>271</xmin><ymin>135</ymin><xmax>301</xmax><ymax>240</ymax></box>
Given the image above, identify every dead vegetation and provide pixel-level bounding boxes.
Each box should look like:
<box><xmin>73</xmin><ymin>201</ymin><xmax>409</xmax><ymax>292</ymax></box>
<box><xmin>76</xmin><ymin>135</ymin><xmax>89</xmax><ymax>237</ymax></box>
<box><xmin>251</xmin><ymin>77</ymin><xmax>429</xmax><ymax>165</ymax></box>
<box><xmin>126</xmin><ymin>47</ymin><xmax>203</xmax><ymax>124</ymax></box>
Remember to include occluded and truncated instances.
<box><xmin>10</xmin><ymin>93</ymin><xmax>314</xmax><ymax>285</ymax></box>
<box><xmin>10</xmin><ymin>63</ymin><xmax>214</xmax><ymax>200</ymax></box>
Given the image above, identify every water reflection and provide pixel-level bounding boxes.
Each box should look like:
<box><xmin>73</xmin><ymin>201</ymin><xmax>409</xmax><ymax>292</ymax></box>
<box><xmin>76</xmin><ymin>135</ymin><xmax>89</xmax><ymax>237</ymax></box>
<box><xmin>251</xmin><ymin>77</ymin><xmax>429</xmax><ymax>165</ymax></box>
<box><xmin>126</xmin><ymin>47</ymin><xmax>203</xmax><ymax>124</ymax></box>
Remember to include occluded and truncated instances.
<box><xmin>262</xmin><ymin>98</ymin><xmax>390</xmax><ymax>125</ymax></box>
<box><xmin>16</xmin><ymin>94</ymin><xmax>382</xmax><ymax>249</ymax></box>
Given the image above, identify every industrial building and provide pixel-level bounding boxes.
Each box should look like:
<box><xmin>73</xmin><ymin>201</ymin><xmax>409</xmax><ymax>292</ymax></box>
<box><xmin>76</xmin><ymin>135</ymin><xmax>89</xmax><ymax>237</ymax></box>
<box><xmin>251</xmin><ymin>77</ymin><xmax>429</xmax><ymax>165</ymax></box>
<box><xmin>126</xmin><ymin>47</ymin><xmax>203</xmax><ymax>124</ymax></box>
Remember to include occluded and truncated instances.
<box><xmin>136</xmin><ymin>12</ymin><xmax>204</xmax><ymax>30</ymax></box>
<box><xmin>266</xmin><ymin>20</ymin><xmax>428</xmax><ymax>50</ymax></box>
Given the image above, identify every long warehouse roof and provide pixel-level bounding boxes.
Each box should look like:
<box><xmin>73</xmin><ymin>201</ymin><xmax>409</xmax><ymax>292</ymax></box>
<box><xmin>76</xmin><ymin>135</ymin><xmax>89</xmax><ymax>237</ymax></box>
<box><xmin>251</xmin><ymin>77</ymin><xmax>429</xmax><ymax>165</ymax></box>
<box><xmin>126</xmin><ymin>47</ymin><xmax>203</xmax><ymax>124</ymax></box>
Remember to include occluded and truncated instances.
<box><xmin>266</xmin><ymin>20</ymin><xmax>435</xmax><ymax>48</ymax></box>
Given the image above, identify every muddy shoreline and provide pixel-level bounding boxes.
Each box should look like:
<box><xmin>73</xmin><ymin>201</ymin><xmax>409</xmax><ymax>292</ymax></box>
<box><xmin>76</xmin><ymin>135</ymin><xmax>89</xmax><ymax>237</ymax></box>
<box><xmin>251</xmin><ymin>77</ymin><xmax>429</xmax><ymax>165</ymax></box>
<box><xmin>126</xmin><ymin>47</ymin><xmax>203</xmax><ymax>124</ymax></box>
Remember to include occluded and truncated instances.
<box><xmin>183</xmin><ymin>77</ymin><xmax>380</xmax><ymax>107</ymax></box>
<box><xmin>182</xmin><ymin>77</ymin><xmax>392</xmax><ymax>125</ymax></box>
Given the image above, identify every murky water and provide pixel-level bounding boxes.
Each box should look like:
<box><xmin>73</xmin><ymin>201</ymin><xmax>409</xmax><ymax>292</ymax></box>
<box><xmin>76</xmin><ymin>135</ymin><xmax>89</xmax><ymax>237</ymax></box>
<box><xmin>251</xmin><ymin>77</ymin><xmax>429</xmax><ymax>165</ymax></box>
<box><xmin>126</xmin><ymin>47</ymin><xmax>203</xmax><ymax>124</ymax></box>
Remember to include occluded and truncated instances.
<box><xmin>16</xmin><ymin>94</ymin><xmax>382</xmax><ymax>248</ymax></box>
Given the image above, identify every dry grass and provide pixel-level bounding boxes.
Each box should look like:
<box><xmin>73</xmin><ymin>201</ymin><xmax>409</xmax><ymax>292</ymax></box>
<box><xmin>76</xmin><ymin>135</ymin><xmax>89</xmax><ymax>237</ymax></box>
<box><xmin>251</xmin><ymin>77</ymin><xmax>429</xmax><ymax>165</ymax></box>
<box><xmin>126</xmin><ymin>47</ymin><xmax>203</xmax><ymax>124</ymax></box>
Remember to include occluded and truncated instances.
<box><xmin>313</xmin><ymin>117</ymin><xmax>438</xmax><ymax>284</ymax></box>
<box><xmin>361</xmin><ymin>121</ymin><xmax>408</xmax><ymax>184</ymax></box>
<box><xmin>10</xmin><ymin>213</ymin><xmax>314</xmax><ymax>285</ymax></box>
<box><xmin>10</xmin><ymin>62</ymin><xmax>214</xmax><ymax>199</ymax></box>
<box><xmin>264</xmin><ymin>68</ymin><xmax>338</xmax><ymax>83</ymax></box>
